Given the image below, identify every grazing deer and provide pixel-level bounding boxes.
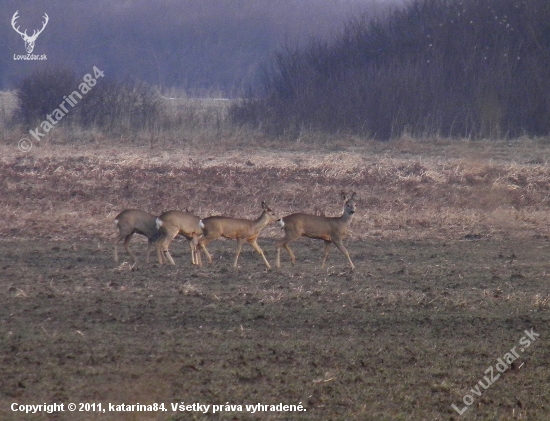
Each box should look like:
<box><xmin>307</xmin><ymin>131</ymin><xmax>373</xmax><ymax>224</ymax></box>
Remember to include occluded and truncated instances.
<box><xmin>114</xmin><ymin>209</ymin><xmax>161</xmax><ymax>264</ymax></box>
<box><xmin>276</xmin><ymin>192</ymin><xmax>357</xmax><ymax>270</ymax></box>
<box><xmin>155</xmin><ymin>210</ymin><xmax>208</xmax><ymax>266</ymax></box>
<box><xmin>197</xmin><ymin>202</ymin><xmax>277</xmax><ymax>269</ymax></box>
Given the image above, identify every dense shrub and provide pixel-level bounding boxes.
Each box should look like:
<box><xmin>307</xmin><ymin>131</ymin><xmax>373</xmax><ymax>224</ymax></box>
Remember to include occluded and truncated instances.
<box><xmin>15</xmin><ymin>68</ymin><xmax>77</xmax><ymax>127</ymax></box>
<box><xmin>14</xmin><ymin>68</ymin><xmax>161</xmax><ymax>132</ymax></box>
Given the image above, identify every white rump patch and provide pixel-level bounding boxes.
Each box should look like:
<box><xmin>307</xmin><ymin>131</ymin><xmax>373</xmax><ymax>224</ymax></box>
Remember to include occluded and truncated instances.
<box><xmin>114</xmin><ymin>219</ymin><xmax>119</xmax><ymax>225</ymax></box>
<box><xmin>199</xmin><ymin>220</ymin><xmax>205</xmax><ymax>229</ymax></box>
<box><xmin>277</xmin><ymin>218</ymin><xmax>285</xmax><ymax>228</ymax></box>
<box><xmin>156</xmin><ymin>218</ymin><xmax>163</xmax><ymax>229</ymax></box>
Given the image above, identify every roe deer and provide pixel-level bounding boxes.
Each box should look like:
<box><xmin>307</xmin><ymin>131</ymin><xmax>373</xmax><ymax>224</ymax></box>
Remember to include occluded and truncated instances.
<box><xmin>197</xmin><ymin>201</ymin><xmax>277</xmax><ymax>269</ymax></box>
<box><xmin>276</xmin><ymin>192</ymin><xmax>357</xmax><ymax>270</ymax></box>
<box><xmin>114</xmin><ymin>209</ymin><xmax>161</xmax><ymax>264</ymax></box>
<box><xmin>155</xmin><ymin>210</ymin><xmax>209</xmax><ymax>266</ymax></box>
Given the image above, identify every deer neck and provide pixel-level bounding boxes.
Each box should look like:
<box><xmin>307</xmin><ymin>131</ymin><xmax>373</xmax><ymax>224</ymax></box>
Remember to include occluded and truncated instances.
<box><xmin>252</xmin><ymin>212</ymin><xmax>271</xmax><ymax>232</ymax></box>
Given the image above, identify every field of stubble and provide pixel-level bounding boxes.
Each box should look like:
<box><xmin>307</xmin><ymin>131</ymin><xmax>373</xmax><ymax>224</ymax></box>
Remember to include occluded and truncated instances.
<box><xmin>1</xmin><ymin>137</ymin><xmax>550</xmax><ymax>420</ymax></box>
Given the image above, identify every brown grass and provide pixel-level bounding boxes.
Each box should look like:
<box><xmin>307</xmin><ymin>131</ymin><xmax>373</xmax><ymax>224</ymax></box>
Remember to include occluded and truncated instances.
<box><xmin>1</xmin><ymin>134</ymin><xmax>550</xmax><ymax>245</ymax></box>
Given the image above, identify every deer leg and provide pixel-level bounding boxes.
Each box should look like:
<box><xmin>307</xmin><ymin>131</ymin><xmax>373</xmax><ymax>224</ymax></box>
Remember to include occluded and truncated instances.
<box><xmin>191</xmin><ymin>236</ymin><xmax>202</xmax><ymax>266</ymax></box>
<box><xmin>250</xmin><ymin>239</ymin><xmax>271</xmax><ymax>269</ymax></box>
<box><xmin>333</xmin><ymin>239</ymin><xmax>355</xmax><ymax>270</ymax></box>
<box><xmin>321</xmin><ymin>241</ymin><xmax>332</xmax><ymax>268</ymax></box>
<box><xmin>285</xmin><ymin>244</ymin><xmax>297</xmax><ymax>265</ymax></box>
<box><xmin>194</xmin><ymin>236</ymin><xmax>206</xmax><ymax>267</ymax></box>
<box><xmin>188</xmin><ymin>238</ymin><xmax>196</xmax><ymax>265</ymax></box>
<box><xmin>202</xmin><ymin>245</ymin><xmax>212</xmax><ymax>264</ymax></box>
<box><xmin>233</xmin><ymin>238</ymin><xmax>245</xmax><ymax>268</ymax></box>
<box><xmin>113</xmin><ymin>230</ymin><xmax>128</xmax><ymax>263</ymax></box>
<box><xmin>197</xmin><ymin>238</ymin><xmax>213</xmax><ymax>265</ymax></box>
<box><xmin>163</xmin><ymin>241</ymin><xmax>176</xmax><ymax>266</ymax></box>
<box><xmin>156</xmin><ymin>233</ymin><xmax>167</xmax><ymax>264</ymax></box>
<box><xmin>189</xmin><ymin>236</ymin><xmax>203</xmax><ymax>266</ymax></box>
<box><xmin>161</xmin><ymin>229</ymin><xmax>178</xmax><ymax>266</ymax></box>
<box><xmin>276</xmin><ymin>234</ymin><xmax>299</xmax><ymax>267</ymax></box>
<box><xmin>114</xmin><ymin>239</ymin><xmax>120</xmax><ymax>263</ymax></box>
<box><xmin>123</xmin><ymin>233</ymin><xmax>137</xmax><ymax>263</ymax></box>
<box><xmin>163</xmin><ymin>249</ymin><xmax>176</xmax><ymax>265</ymax></box>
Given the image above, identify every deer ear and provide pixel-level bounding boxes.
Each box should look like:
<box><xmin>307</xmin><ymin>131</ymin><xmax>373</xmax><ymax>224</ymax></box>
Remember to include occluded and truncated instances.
<box><xmin>350</xmin><ymin>192</ymin><xmax>357</xmax><ymax>200</ymax></box>
<box><xmin>261</xmin><ymin>201</ymin><xmax>267</xmax><ymax>209</ymax></box>
<box><xmin>341</xmin><ymin>191</ymin><xmax>347</xmax><ymax>201</ymax></box>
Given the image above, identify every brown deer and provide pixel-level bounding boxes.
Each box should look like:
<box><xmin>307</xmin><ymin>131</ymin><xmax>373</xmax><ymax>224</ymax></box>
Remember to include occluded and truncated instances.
<box><xmin>197</xmin><ymin>202</ymin><xmax>277</xmax><ymax>269</ymax></box>
<box><xmin>276</xmin><ymin>192</ymin><xmax>357</xmax><ymax>270</ymax></box>
<box><xmin>113</xmin><ymin>209</ymin><xmax>161</xmax><ymax>264</ymax></box>
<box><xmin>155</xmin><ymin>210</ymin><xmax>208</xmax><ymax>266</ymax></box>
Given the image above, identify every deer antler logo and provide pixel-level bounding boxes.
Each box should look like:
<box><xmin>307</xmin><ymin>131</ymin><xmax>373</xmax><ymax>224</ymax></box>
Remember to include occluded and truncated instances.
<box><xmin>11</xmin><ymin>11</ymin><xmax>49</xmax><ymax>54</ymax></box>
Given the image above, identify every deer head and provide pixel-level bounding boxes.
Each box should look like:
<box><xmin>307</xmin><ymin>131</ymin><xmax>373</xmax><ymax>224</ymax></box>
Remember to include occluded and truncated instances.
<box><xmin>12</xmin><ymin>11</ymin><xmax>49</xmax><ymax>54</ymax></box>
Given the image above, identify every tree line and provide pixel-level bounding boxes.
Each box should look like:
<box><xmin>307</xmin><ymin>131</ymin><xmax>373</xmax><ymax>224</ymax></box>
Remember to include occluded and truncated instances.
<box><xmin>231</xmin><ymin>0</ymin><xmax>550</xmax><ymax>139</ymax></box>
